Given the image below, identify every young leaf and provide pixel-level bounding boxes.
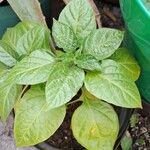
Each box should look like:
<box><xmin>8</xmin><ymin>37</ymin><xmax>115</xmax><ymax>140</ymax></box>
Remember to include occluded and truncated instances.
<box><xmin>59</xmin><ymin>0</ymin><xmax>96</xmax><ymax>43</ymax></box>
<box><xmin>7</xmin><ymin>0</ymin><xmax>46</xmax><ymax>24</ymax></box>
<box><xmin>74</xmin><ymin>53</ymin><xmax>101</xmax><ymax>71</ymax></box>
<box><xmin>2</xmin><ymin>22</ymin><xmax>40</xmax><ymax>50</ymax></box>
<box><xmin>16</xmin><ymin>25</ymin><xmax>50</xmax><ymax>56</ymax></box>
<box><xmin>121</xmin><ymin>131</ymin><xmax>132</xmax><ymax>150</ymax></box>
<box><xmin>84</xmin><ymin>60</ymin><xmax>142</xmax><ymax>108</ymax></box>
<box><xmin>0</xmin><ymin>41</ymin><xmax>18</xmax><ymax>67</ymax></box>
<box><xmin>72</xmin><ymin>98</ymin><xmax>119</xmax><ymax>150</ymax></box>
<box><xmin>8</xmin><ymin>50</ymin><xmax>55</xmax><ymax>85</ymax></box>
<box><xmin>52</xmin><ymin>19</ymin><xmax>78</xmax><ymax>52</ymax></box>
<box><xmin>110</xmin><ymin>48</ymin><xmax>140</xmax><ymax>81</ymax></box>
<box><xmin>83</xmin><ymin>28</ymin><xmax>124</xmax><ymax>60</ymax></box>
<box><xmin>14</xmin><ymin>86</ymin><xmax>66</xmax><ymax>147</ymax></box>
<box><xmin>57</xmin><ymin>52</ymin><xmax>75</xmax><ymax>63</ymax></box>
<box><xmin>63</xmin><ymin>0</ymin><xmax>101</xmax><ymax>28</ymax></box>
<box><xmin>46</xmin><ymin>62</ymin><xmax>85</xmax><ymax>109</ymax></box>
<box><xmin>0</xmin><ymin>80</ymin><xmax>21</xmax><ymax>121</ymax></box>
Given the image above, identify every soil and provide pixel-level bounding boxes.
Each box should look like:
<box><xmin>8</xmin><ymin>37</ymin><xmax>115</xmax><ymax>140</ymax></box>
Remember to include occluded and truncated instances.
<box><xmin>94</xmin><ymin>0</ymin><xmax>124</xmax><ymax>30</ymax></box>
<box><xmin>0</xmin><ymin>0</ymin><xmax>8</xmax><ymax>6</ymax></box>
<box><xmin>47</xmin><ymin>102</ymin><xmax>84</xmax><ymax>150</ymax></box>
<box><xmin>129</xmin><ymin>113</ymin><xmax>150</xmax><ymax>150</ymax></box>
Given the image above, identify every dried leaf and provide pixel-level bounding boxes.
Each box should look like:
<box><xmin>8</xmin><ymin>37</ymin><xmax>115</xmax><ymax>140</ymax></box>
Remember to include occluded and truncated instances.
<box><xmin>7</xmin><ymin>0</ymin><xmax>46</xmax><ymax>24</ymax></box>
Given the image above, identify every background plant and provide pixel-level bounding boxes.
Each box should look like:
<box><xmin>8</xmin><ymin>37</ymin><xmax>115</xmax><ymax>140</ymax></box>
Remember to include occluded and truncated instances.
<box><xmin>0</xmin><ymin>0</ymin><xmax>141</xmax><ymax>149</ymax></box>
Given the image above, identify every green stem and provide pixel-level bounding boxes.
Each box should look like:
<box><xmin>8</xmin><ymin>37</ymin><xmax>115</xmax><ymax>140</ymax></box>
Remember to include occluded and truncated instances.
<box><xmin>14</xmin><ymin>85</ymin><xmax>29</xmax><ymax>110</ymax></box>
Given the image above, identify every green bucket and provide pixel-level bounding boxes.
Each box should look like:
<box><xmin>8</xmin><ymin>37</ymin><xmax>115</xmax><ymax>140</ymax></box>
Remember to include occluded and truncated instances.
<box><xmin>120</xmin><ymin>0</ymin><xmax>150</xmax><ymax>103</ymax></box>
<box><xmin>0</xmin><ymin>4</ymin><xmax>19</xmax><ymax>38</ymax></box>
<box><xmin>0</xmin><ymin>0</ymin><xmax>51</xmax><ymax>38</ymax></box>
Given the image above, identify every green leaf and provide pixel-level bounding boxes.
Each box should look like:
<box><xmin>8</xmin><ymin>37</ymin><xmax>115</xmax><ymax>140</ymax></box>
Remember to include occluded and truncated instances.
<box><xmin>14</xmin><ymin>86</ymin><xmax>66</xmax><ymax>147</ymax></box>
<box><xmin>72</xmin><ymin>98</ymin><xmax>119</xmax><ymax>150</ymax></box>
<box><xmin>121</xmin><ymin>131</ymin><xmax>132</xmax><ymax>150</ymax></box>
<box><xmin>57</xmin><ymin>52</ymin><xmax>75</xmax><ymax>63</ymax></box>
<box><xmin>130</xmin><ymin>114</ymin><xmax>139</xmax><ymax>128</ymax></box>
<box><xmin>46</xmin><ymin>63</ymin><xmax>85</xmax><ymax>109</ymax></box>
<box><xmin>83</xmin><ymin>28</ymin><xmax>124</xmax><ymax>60</ymax></box>
<box><xmin>84</xmin><ymin>60</ymin><xmax>141</xmax><ymax>108</ymax></box>
<box><xmin>0</xmin><ymin>80</ymin><xmax>21</xmax><ymax>121</ymax></box>
<box><xmin>52</xmin><ymin>19</ymin><xmax>78</xmax><ymax>52</ymax></box>
<box><xmin>59</xmin><ymin>0</ymin><xmax>96</xmax><ymax>43</ymax></box>
<box><xmin>0</xmin><ymin>69</ymin><xmax>10</xmax><ymax>83</ymax></box>
<box><xmin>16</xmin><ymin>25</ymin><xmax>50</xmax><ymax>56</ymax></box>
<box><xmin>0</xmin><ymin>41</ymin><xmax>18</xmax><ymax>67</ymax></box>
<box><xmin>8</xmin><ymin>50</ymin><xmax>55</xmax><ymax>85</ymax></box>
<box><xmin>2</xmin><ymin>22</ymin><xmax>40</xmax><ymax>50</ymax></box>
<box><xmin>111</xmin><ymin>48</ymin><xmax>140</xmax><ymax>81</ymax></box>
<box><xmin>0</xmin><ymin>62</ymin><xmax>9</xmax><ymax>70</ymax></box>
<box><xmin>75</xmin><ymin>53</ymin><xmax>101</xmax><ymax>71</ymax></box>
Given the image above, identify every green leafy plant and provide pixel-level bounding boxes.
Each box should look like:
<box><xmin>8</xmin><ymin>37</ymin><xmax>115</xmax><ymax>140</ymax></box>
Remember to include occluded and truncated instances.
<box><xmin>121</xmin><ymin>131</ymin><xmax>133</xmax><ymax>150</ymax></box>
<box><xmin>0</xmin><ymin>0</ymin><xmax>141</xmax><ymax>149</ymax></box>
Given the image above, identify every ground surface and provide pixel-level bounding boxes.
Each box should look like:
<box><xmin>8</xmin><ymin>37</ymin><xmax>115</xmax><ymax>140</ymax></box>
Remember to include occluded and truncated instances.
<box><xmin>0</xmin><ymin>114</ymin><xmax>39</xmax><ymax>150</ymax></box>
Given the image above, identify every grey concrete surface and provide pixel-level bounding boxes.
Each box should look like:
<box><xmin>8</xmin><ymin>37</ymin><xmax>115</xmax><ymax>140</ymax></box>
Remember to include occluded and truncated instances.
<box><xmin>0</xmin><ymin>114</ymin><xmax>39</xmax><ymax>150</ymax></box>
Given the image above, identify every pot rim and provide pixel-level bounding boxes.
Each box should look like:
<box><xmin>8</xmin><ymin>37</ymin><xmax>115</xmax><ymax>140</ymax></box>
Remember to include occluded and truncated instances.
<box><xmin>137</xmin><ymin>0</ymin><xmax>150</xmax><ymax>18</ymax></box>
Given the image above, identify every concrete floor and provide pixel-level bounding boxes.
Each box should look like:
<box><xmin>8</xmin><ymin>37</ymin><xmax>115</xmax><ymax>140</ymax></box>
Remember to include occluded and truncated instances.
<box><xmin>0</xmin><ymin>114</ymin><xmax>39</xmax><ymax>150</ymax></box>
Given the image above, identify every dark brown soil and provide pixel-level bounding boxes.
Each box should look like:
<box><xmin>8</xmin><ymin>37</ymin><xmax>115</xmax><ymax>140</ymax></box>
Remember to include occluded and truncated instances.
<box><xmin>47</xmin><ymin>102</ymin><xmax>85</xmax><ymax>150</ymax></box>
<box><xmin>0</xmin><ymin>0</ymin><xmax>8</xmax><ymax>6</ymax></box>
<box><xmin>130</xmin><ymin>113</ymin><xmax>150</xmax><ymax>150</ymax></box>
<box><xmin>94</xmin><ymin>0</ymin><xmax>124</xmax><ymax>30</ymax></box>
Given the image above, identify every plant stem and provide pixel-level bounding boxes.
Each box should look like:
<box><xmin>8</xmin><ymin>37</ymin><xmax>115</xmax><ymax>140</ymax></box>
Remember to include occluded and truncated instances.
<box><xmin>14</xmin><ymin>85</ymin><xmax>29</xmax><ymax>110</ymax></box>
<box><xmin>67</xmin><ymin>99</ymin><xmax>81</xmax><ymax>105</ymax></box>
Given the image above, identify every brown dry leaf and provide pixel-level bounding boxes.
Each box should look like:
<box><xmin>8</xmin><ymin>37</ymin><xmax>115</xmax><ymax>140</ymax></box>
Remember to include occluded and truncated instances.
<box><xmin>7</xmin><ymin>0</ymin><xmax>46</xmax><ymax>25</ymax></box>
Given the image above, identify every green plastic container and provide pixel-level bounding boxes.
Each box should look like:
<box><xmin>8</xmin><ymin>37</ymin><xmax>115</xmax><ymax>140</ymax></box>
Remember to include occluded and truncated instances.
<box><xmin>120</xmin><ymin>0</ymin><xmax>150</xmax><ymax>103</ymax></box>
<box><xmin>0</xmin><ymin>0</ymin><xmax>51</xmax><ymax>38</ymax></box>
<box><xmin>0</xmin><ymin>5</ymin><xmax>19</xmax><ymax>38</ymax></box>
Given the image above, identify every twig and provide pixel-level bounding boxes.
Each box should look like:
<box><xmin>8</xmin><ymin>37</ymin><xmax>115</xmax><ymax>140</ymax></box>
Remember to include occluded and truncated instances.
<box><xmin>103</xmin><ymin>6</ymin><xmax>116</xmax><ymax>22</ymax></box>
<box><xmin>67</xmin><ymin>99</ymin><xmax>81</xmax><ymax>105</ymax></box>
<box><xmin>63</xmin><ymin>0</ymin><xmax>69</xmax><ymax>4</ymax></box>
<box><xmin>88</xmin><ymin>0</ymin><xmax>101</xmax><ymax>28</ymax></box>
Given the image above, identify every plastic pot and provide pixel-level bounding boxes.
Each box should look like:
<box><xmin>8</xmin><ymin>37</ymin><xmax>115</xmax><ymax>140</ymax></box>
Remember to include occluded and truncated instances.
<box><xmin>0</xmin><ymin>3</ymin><xmax>19</xmax><ymax>38</ymax></box>
<box><xmin>0</xmin><ymin>0</ymin><xmax>51</xmax><ymax>38</ymax></box>
<box><xmin>120</xmin><ymin>0</ymin><xmax>150</xmax><ymax>104</ymax></box>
